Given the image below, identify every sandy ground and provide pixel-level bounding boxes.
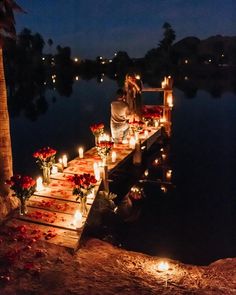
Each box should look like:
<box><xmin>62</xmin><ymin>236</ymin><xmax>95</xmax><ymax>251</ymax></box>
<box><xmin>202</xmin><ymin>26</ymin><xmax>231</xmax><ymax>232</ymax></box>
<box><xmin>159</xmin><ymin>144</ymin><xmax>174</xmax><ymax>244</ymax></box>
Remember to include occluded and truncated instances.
<box><xmin>0</xmin><ymin>224</ymin><xmax>236</xmax><ymax>295</ymax></box>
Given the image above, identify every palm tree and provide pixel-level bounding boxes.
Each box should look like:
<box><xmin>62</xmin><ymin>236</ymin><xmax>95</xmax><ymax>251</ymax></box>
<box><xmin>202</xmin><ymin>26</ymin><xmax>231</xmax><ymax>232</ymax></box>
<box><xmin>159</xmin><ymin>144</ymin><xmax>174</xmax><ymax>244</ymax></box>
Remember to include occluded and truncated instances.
<box><xmin>0</xmin><ymin>1</ymin><xmax>24</xmax><ymax>216</ymax></box>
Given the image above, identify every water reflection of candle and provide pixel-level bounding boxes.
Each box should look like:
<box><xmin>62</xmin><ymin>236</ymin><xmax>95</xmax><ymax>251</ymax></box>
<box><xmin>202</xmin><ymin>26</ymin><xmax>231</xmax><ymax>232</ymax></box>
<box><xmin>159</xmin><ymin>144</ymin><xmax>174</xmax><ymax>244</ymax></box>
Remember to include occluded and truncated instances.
<box><xmin>166</xmin><ymin>170</ymin><xmax>172</xmax><ymax>180</ymax></box>
<box><xmin>129</xmin><ymin>136</ymin><xmax>136</xmax><ymax>149</ymax></box>
<box><xmin>36</xmin><ymin>177</ymin><xmax>44</xmax><ymax>192</ymax></box>
<box><xmin>73</xmin><ymin>210</ymin><xmax>83</xmax><ymax>228</ymax></box>
<box><xmin>111</xmin><ymin>151</ymin><xmax>117</xmax><ymax>163</ymax></box>
<box><xmin>78</xmin><ymin>147</ymin><xmax>84</xmax><ymax>159</ymax></box>
<box><xmin>62</xmin><ymin>155</ymin><xmax>68</xmax><ymax>168</ymax></box>
<box><xmin>93</xmin><ymin>163</ymin><xmax>100</xmax><ymax>181</ymax></box>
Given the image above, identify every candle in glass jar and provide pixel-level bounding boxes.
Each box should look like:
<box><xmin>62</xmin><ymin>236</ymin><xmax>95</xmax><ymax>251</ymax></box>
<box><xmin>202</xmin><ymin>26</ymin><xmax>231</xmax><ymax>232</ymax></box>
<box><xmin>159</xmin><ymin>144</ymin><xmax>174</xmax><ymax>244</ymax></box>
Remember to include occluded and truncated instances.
<box><xmin>111</xmin><ymin>151</ymin><xmax>117</xmax><ymax>163</ymax></box>
<box><xmin>93</xmin><ymin>162</ymin><xmax>100</xmax><ymax>181</ymax></box>
<box><xmin>51</xmin><ymin>165</ymin><xmax>58</xmax><ymax>174</ymax></box>
<box><xmin>73</xmin><ymin>210</ymin><xmax>83</xmax><ymax>228</ymax></box>
<box><xmin>36</xmin><ymin>177</ymin><xmax>44</xmax><ymax>192</ymax></box>
<box><xmin>129</xmin><ymin>136</ymin><xmax>136</xmax><ymax>149</ymax></box>
<box><xmin>62</xmin><ymin>155</ymin><xmax>68</xmax><ymax>168</ymax></box>
<box><xmin>78</xmin><ymin>147</ymin><xmax>84</xmax><ymax>159</ymax></box>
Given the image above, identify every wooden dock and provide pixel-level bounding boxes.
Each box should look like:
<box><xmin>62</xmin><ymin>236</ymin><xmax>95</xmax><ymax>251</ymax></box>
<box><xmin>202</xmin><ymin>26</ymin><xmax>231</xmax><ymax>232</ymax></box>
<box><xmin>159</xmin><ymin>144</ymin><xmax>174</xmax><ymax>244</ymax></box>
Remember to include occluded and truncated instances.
<box><xmin>5</xmin><ymin>126</ymin><xmax>163</xmax><ymax>252</ymax></box>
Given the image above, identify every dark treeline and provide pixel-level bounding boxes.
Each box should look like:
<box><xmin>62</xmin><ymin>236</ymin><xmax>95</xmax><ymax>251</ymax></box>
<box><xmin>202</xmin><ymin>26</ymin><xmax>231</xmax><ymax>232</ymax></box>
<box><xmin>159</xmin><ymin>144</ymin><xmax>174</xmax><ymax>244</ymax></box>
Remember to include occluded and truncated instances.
<box><xmin>3</xmin><ymin>24</ymin><xmax>236</xmax><ymax>120</ymax></box>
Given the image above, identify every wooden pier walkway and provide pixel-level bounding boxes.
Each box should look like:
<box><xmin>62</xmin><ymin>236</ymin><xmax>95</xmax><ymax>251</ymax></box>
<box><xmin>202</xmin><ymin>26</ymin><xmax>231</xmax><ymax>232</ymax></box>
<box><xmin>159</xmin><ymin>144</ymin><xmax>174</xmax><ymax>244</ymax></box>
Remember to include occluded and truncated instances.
<box><xmin>6</xmin><ymin>126</ymin><xmax>162</xmax><ymax>252</ymax></box>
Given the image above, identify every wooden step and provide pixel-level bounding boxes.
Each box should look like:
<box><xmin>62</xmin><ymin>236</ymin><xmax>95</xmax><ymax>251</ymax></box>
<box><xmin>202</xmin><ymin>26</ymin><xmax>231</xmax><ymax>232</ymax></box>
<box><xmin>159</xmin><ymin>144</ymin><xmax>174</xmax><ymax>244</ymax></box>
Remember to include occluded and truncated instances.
<box><xmin>15</xmin><ymin>207</ymin><xmax>89</xmax><ymax>231</ymax></box>
<box><xmin>7</xmin><ymin>219</ymin><xmax>81</xmax><ymax>250</ymax></box>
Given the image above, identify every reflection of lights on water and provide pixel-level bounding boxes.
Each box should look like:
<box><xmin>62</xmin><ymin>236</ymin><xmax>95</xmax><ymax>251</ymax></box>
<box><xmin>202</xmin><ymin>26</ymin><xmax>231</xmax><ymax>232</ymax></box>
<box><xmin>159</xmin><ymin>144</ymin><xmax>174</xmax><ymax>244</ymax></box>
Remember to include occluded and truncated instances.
<box><xmin>157</xmin><ymin>261</ymin><xmax>169</xmax><ymax>272</ymax></box>
<box><xmin>161</xmin><ymin>185</ymin><xmax>167</xmax><ymax>193</ymax></box>
<box><xmin>162</xmin><ymin>153</ymin><xmax>167</xmax><ymax>160</ymax></box>
<box><xmin>166</xmin><ymin>169</ymin><xmax>172</xmax><ymax>179</ymax></box>
<box><xmin>153</xmin><ymin>158</ymin><xmax>159</xmax><ymax>166</ymax></box>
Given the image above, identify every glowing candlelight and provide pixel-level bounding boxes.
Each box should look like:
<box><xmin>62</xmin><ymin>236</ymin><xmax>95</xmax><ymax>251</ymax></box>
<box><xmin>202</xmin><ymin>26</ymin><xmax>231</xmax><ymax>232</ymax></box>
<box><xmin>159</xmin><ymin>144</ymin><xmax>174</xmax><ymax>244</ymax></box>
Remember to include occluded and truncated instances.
<box><xmin>157</xmin><ymin>261</ymin><xmax>169</xmax><ymax>272</ymax></box>
<box><xmin>93</xmin><ymin>163</ymin><xmax>100</xmax><ymax>181</ymax></box>
<box><xmin>154</xmin><ymin>120</ymin><xmax>159</xmax><ymax>128</ymax></box>
<box><xmin>167</xmin><ymin>93</ymin><xmax>173</xmax><ymax>107</ymax></box>
<box><xmin>162</xmin><ymin>154</ymin><xmax>167</xmax><ymax>160</ymax></box>
<box><xmin>129</xmin><ymin>136</ymin><xmax>136</xmax><ymax>149</ymax></box>
<box><xmin>144</xmin><ymin>130</ymin><xmax>149</xmax><ymax>138</ymax></box>
<box><xmin>122</xmin><ymin>139</ymin><xmax>128</xmax><ymax>144</ymax></box>
<box><xmin>36</xmin><ymin>177</ymin><xmax>44</xmax><ymax>192</ymax></box>
<box><xmin>166</xmin><ymin>170</ymin><xmax>172</xmax><ymax>180</ymax></box>
<box><xmin>144</xmin><ymin>169</ymin><xmax>149</xmax><ymax>177</ymax></box>
<box><xmin>62</xmin><ymin>155</ymin><xmax>68</xmax><ymax>168</ymax></box>
<box><xmin>161</xmin><ymin>185</ymin><xmax>167</xmax><ymax>193</ymax></box>
<box><xmin>78</xmin><ymin>147</ymin><xmax>84</xmax><ymax>159</ymax></box>
<box><xmin>161</xmin><ymin>81</ymin><xmax>166</xmax><ymax>89</ymax></box>
<box><xmin>58</xmin><ymin>158</ymin><xmax>64</xmax><ymax>171</ymax></box>
<box><xmin>73</xmin><ymin>210</ymin><xmax>83</xmax><ymax>228</ymax></box>
<box><xmin>51</xmin><ymin>165</ymin><xmax>58</xmax><ymax>174</ymax></box>
<box><xmin>111</xmin><ymin>151</ymin><xmax>117</xmax><ymax>163</ymax></box>
<box><xmin>99</xmin><ymin>133</ymin><xmax>110</xmax><ymax>142</ymax></box>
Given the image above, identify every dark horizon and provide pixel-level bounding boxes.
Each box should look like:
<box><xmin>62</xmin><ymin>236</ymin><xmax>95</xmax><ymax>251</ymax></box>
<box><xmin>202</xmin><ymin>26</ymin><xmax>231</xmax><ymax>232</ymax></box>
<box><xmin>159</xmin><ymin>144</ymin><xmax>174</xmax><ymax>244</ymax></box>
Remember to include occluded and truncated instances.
<box><xmin>16</xmin><ymin>0</ymin><xmax>236</xmax><ymax>59</ymax></box>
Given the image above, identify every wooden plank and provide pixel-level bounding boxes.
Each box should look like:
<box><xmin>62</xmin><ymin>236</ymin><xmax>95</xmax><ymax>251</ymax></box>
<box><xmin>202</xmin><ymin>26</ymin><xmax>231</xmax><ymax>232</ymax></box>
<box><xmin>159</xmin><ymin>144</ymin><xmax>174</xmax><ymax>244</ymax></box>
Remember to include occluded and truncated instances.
<box><xmin>6</xmin><ymin>218</ymin><xmax>80</xmax><ymax>250</ymax></box>
<box><xmin>34</xmin><ymin>181</ymin><xmax>100</xmax><ymax>205</ymax></box>
<box><xmin>15</xmin><ymin>207</ymin><xmax>90</xmax><ymax>231</ymax></box>
<box><xmin>142</xmin><ymin>87</ymin><xmax>164</xmax><ymax>92</ymax></box>
<box><xmin>28</xmin><ymin>195</ymin><xmax>79</xmax><ymax>215</ymax></box>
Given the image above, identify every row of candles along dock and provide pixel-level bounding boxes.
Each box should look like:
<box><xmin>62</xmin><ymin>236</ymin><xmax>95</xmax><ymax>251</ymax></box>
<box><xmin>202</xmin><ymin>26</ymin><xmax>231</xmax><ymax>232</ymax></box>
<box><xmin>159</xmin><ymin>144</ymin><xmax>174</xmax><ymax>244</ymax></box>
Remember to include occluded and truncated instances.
<box><xmin>34</xmin><ymin>131</ymin><xmax>148</xmax><ymax>192</ymax></box>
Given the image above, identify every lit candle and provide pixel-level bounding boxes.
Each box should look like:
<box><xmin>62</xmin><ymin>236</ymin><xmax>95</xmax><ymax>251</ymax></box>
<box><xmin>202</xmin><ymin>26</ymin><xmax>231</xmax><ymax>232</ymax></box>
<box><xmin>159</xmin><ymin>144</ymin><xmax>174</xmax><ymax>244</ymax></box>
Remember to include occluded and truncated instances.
<box><xmin>93</xmin><ymin>163</ymin><xmax>100</xmax><ymax>181</ymax></box>
<box><xmin>157</xmin><ymin>261</ymin><xmax>169</xmax><ymax>272</ymax></box>
<box><xmin>154</xmin><ymin>120</ymin><xmax>159</xmax><ymax>128</ymax></box>
<box><xmin>62</xmin><ymin>155</ymin><xmax>68</xmax><ymax>168</ymax></box>
<box><xmin>144</xmin><ymin>169</ymin><xmax>149</xmax><ymax>177</ymax></box>
<box><xmin>36</xmin><ymin>177</ymin><xmax>44</xmax><ymax>192</ymax></box>
<box><xmin>58</xmin><ymin>158</ymin><xmax>64</xmax><ymax>171</ymax></box>
<box><xmin>51</xmin><ymin>165</ymin><xmax>58</xmax><ymax>174</ymax></box>
<box><xmin>73</xmin><ymin>210</ymin><xmax>83</xmax><ymax>228</ymax></box>
<box><xmin>111</xmin><ymin>151</ymin><xmax>117</xmax><ymax>163</ymax></box>
<box><xmin>129</xmin><ymin>136</ymin><xmax>136</xmax><ymax>149</ymax></box>
<box><xmin>144</xmin><ymin>130</ymin><xmax>149</xmax><ymax>138</ymax></box>
<box><xmin>167</xmin><ymin>93</ymin><xmax>173</xmax><ymax>107</ymax></box>
<box><xmin>78</xmin><ymin>147</ymin><xmax>84</xmax><ymax>159</ymax></box>
<box><xmin>122</xmin><ymin>139</ymin><xmax>128</xmax><ymax>144</ymax></box>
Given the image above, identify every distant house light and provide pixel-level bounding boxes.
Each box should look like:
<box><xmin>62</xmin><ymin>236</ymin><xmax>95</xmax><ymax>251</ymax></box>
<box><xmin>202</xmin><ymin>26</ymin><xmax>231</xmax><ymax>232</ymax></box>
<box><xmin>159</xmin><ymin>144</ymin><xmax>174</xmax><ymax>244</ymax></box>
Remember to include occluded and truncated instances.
<box><xmin>100</xmin><ymin>78</ymin><xmax>104</xmax><ymax>82</ymax></box>
<box><xmin>184</xmin><ymin>59</ymin><xmax>188</xmax><ymax>64</ymax></box>
<box><xmin>184</xmin><ymin>76</ymin><xmax>188</xmax><ymax>80</ymax></box>
<box><xmin>42</xmin><ymin>57</ymin><xmax>45</xmax><ymax>61</ymax></box>
<box><xmin>74</xmin><ymin>58</ymin><xmax>78</xmax><ymax>62</ymax></box>
<box><xmin>101</xmin><ymin>61</ymin><xmax>106</xmax><ymax>64</ymax></box>
<box><xmin>208</xmin><ymin>59</ymin><xmax>212</xmax><ymax>63</ymax></box>
<box><xmin>99</xmin><ymin>56</ymin><xmax>103</xmax><ymax>60</ymax></box>
<box><xmin>114</xmin><ymin>53</ymin><xmax>117</xmax><ymax>56</ymax></box>
<box><xmin>109</xmin><ymin>59</ymin><xmax>112</xmax><ymax>63</ymax></box>
<box><xmin>221</xmin><ymin>54</ymin><xmax>224</xmax><ymax>57</ymax></box>
<box><xmin>75</xmin><ymin>76</ymin><xmax>79</xmax><ymax>81</ymax></box>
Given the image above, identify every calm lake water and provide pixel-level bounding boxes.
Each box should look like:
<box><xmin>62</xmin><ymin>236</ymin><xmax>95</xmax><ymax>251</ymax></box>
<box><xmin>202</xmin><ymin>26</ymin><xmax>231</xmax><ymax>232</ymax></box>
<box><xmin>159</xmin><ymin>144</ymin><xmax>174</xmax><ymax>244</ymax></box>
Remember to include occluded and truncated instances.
<box><xmin>10</xmin><ymin>77</ymin><xmax>236</xmax><ymax>265</ymax></box>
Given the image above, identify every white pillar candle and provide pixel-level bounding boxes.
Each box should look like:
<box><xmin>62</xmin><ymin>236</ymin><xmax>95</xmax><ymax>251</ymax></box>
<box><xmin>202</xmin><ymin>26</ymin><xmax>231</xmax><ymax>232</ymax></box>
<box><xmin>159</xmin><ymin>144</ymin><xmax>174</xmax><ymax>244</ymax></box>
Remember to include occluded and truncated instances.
<box><xmin>73</xmin><ymin>210</ymin><xmax>83</xmax><ymax>228</ymax></box>
<box><xmin>144</xmin><ymin>130</ymin><xmax>149</xmax><ymax>138</ymax></box>
<box><xmin>62</xmin><ymin>155</ymin><xmax>68</xmax><ymax>168</ymax></box>
<box><xmin>36</xmin><ymin>177</ymin><xmax>44</xmax><ymax>192</ymax></box>
<box><xmin>93</xmin><ymin>163</ymin><xmax>100</xmax><ymax>181</ymax></box>
<box><xmin>111</xmin><ymin>151</ymin><xmax>117</xmax><ymax>163</ymax></box>
<box><xmin>129</xmin><ymin>136</ymin><xmax>136</xmax><ymax>149</ymax></box>
<box><xmin>58</xmin><ymin>158</ymin><xmax>64</xmax><ymax>171</ymax></box>
<box><xmin>51</xmin><ymin>165</ymin><xmax>58</xmax><ymax>174</ymax></box>
<box><xmin>78</xmin><ymin>147</ymin><xmax>84</xmax><ymax>159</ymax></box>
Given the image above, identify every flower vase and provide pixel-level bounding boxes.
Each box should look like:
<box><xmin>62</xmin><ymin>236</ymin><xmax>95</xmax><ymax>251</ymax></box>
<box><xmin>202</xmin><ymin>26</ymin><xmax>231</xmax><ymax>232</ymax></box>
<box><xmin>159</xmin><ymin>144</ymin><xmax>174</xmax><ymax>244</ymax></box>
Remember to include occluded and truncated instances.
<box><xmin>102</xmin><ymin>155</ymin><xmax>107</xmax><ymax>166</ymax></box>
<box><xmin>42</xmin><ymin>166</ymin><xmax>51</xmax><ymax>185</ymax></box>
<box><xmin>95</xmin><ymin>135</ymin><xmax>99</xmax><ymax>146</ymax></box>
<box><xmin>79</xmin><ymin>196</ymin><xmax>88</xmax><ymax>216</ymax></box>
<box><xmin>19</xmin><ymin>199</ymin><xmax>28</xmax><ymax>216</ymax></box>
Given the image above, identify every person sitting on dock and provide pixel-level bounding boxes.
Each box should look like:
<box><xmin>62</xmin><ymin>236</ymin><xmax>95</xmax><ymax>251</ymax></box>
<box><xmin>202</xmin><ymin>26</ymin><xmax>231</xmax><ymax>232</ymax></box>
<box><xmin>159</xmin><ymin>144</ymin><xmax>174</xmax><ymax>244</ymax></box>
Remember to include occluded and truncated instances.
<box><xmin>110</xmin><ymin>89</ymin><xmax>131</xmax><ymax>144</ymax></box>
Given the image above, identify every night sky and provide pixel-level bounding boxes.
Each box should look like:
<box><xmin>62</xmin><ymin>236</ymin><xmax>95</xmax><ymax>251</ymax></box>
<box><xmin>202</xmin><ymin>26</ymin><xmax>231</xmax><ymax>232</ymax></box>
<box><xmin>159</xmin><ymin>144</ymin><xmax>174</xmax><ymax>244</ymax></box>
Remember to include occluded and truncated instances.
<box><xmin>16</xmin><ymin>0</ymin><xmax>236</xmax><ymax>59</ymax></box>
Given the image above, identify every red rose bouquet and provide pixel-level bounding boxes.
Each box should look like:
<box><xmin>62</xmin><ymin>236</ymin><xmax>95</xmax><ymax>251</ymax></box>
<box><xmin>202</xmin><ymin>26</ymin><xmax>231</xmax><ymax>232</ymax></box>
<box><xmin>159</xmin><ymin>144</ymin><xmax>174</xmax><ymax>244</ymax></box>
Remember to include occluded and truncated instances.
<box><xmin>90</xmin><ymin>123</ymin><xmax>104</xmax><ymax>137</ymax></box>
<box><xmin>6</xmin><ymin>175</ymin><xmax>36</xmax><ymax>215</ymax></box>
<box><xmin>33</xmin><ymin>147</ymin><xmax>56</xmax><ymax>184</ymax></box>
<box><xmin>68</xmin><ymin>173</ymin><xmax>97</xmax><ymax>216</ymax></box>
<box><xmin>33</xmin><ymin>147</ymin><xmax>56</xmax><ymax>168</ymax></box>
<box><xmin>129</xmin><ymin>120</ymin><xmax>145</xmax><ymax>133</ymax></box>
<box><xmin>96</xmin><ymin>140</ymin><xmax>114</xmax><ymax>162</ymax></box>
